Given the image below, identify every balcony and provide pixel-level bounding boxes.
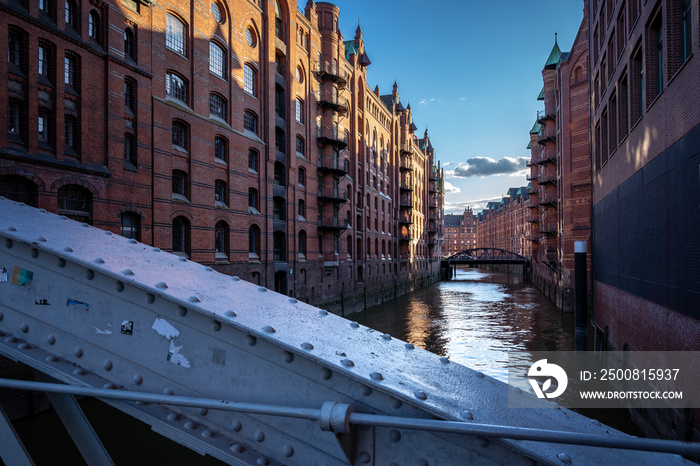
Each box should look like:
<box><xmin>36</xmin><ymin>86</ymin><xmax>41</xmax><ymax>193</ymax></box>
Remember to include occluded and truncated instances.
<box><xmin>399</xmin><ymin>212</ymin><xmax>413</xmax><ymax>225</ymax></box>
<box><xmin>428</xmin><ymin>180</ymin><xmax>437</xmax><ymax>193</ymax></box>
<box><xmin>538</xmin><ymin>189</ymin><xmax>558</xmax><ymax>206</ymax></box>
<box><xmin>400</xmin><ymin>142</ymin><xmax>413</xmax><ymax>155</ymax></box>
<box><xmin>537</xmin><ymin>125</ymin><xmax>556</xmax><ymax>145</ymax></box>
<box><xmin>537</xmin><ymin>109</ymin><xmax>555</xmax><ymax>124</ymax></box>
<box><xmin>317</xmin><ymin>155</ymin><xmax>348</xmax><ymax>176</ymax></box>
<box><xmin>316</xmin><ymin>62</ymin><xmax>348</xmax><ymax>89</ymax></box>
<box><xmin>400</xmin><ymin>154</ymin><xmax>413</xmax><ymax>171</ymax></box>
<box><xmin>317</xmin><ymin>129</ymin><xmax>348</xmax><ymax>149</ymax></box>
<box><xmin>318</xmin><ymin>186</ymin><xmax>349</xmax><ymax>204</ymax></box>
<box><xmin>317</xmin><ymin>92</ymin><xmax>348</xmax><ymax>116</ymax></box>
<box><xmin>318</xmin><ymin>216</ymin><xmax>349</xmax><ymax>231</ymax></box>
<box><xmin>540</xmin><ymin>221</ymin><xmax>557</xmax><ymax>235</ymax></box>
<box><xmin>398</xmin><ymin>231</ymin><xmax>411</xmax><ymax>242</ymax></box>
<box><xmin>526</xmin><ymin>212</ymin><xmax>539</xmax><ymax>223</ymax></box>
<box><xmin>400</xmin><ymin>182</ymin><xmax>413</xmax><ymax>192</ymax></box>
<box><xmin>399</xmin><ymin>195</ymin><xmax>413</xmax><ymax>208</ymax></box>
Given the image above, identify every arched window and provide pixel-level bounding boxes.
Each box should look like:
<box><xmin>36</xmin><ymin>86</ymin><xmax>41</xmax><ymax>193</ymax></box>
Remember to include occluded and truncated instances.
<box><xmin>214</xmin><ymin>136</ymin><xmax>227</xmax><ymax>162</ymax></box>
<box><xmin>248</xmin><ymin>188</ymin><xmax>258</xmax><ymax>212</ymax></box>
<box><xmin>171</xmin><ymin>120</ymin><xmax>188</xmax><ymax>150</ymax></box>
<box><xmin>209</xmin><ymin>41</ymin><xmax>225</xmax><ymax>78</ymax></box>
<box><xmin>57</xmin><ymin>184</ymin><xmax>92</xmax><ymax>223</ymax></box>
<box><xmin>124</xmin><ymin>28</ymin><xmax>136</xmax><ymax>60</ymax></box>
<box><xmin>295</xmin><ymin>97</ymin><xmax>303</xmax><ymax>122</ymax></box>
<box><xmin>298</xmin><ymin>167</ymin><xmax>306</xmax><ymax>187</ymax></box>
<box><xmin>88</xmin><ymin>10</ymin><xmax>101</xmax><ymax>43</ymax></box>
<box><xmin>0</xmin><ymin>175</ymin><xmax>36</xmax><ymax>206</ymax></box>
<box><xmin>65</xmin><ymin>0</ymin><xmax>76</xmax><ymax>28</ymax></box>
<box><xmin>172</xmin><ymin>217</ymin><xmax>190</xmax><ymax>257</ymax></box>
<box><xmin>273</xmin><ymin>196</ymin><xmax>285</xmax><ymax>220</ymax></box>
<box><xmin>273</xmin><ymin>231</ymin><xmax>286</xmax><ymax>261</ymax></box>
<box><xmin>273</xmin><ymin>162</ymin><xmax>285</xmax><ymax>185</ymax></box>
<box><xmin>274</xmin><ymin>0</ymin><xmax>283</xmax><ymax>40</ymax></box>
<box><xmin>295</xmin><ymin>135</ymin><xmax>304</xmax><ymax>156</ymax></box>
<box><xmin>248</xmin><ymin>148</ymin><xmax>258</xmax><ymax>172</ymax></box>
<box><xmin>244</xmin><ymin>64</ymin><xmax>256</xmax><ymax>95</ymax></box>
<box><xmin>209</xmin><ymin>93</ymin><xmax>226</xmax><ymax>121</ymax></box>
<box><xmin>120</xmin><ymin>212</ymin><xmax>141</xmax><ymax>240</ymax></box>
<box><xmin>243</xmin><ymin>110</ymin><xmax>258</xmax><ymax>135</ymax></box>
<box><xmin>166</xmin><ymin>13</ymin><xmax>186</xmax><ymax>55</ymax></box>
<box><xmin>298</xmin><ymin>230</ymin><xmax>307</xmax><ymax>256</ymax></box>
<box><xmin>215</xmin><ymin>221</ymin><xmax>228</xmax><ymax>259</ymax></box>
<box><xmin>166</xmin><ymin>72</ymin><xmax>187</xmax><ymax>103</ymax></box>
<box><xmin>214</xmin><ymin>179</ymin><xmax>227</xmax><ymax>206</ymax></box>
<box><xmin>249</xmin><ymin>226</ymin><xmax>261</xmax><ymax>258</ymax></box>
<box><xmin>171</xmin><ymin>169</ymin><xmax>188</xmax><ymax>200</ymax></box>
<box><xmin>298</xmin><ymin>199</ymin><xmax>305</xmax><ymax>219</ymax></box>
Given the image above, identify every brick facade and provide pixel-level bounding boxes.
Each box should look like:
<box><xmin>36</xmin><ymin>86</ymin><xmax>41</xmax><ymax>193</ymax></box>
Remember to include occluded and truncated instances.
<box><xmin>443</xmin><ymin>207</ymin><xmax>476</xmax><ymax>256</ymax></box>
<box><xmin>0</xmin><ymin>0</ymin><xmax>444</xmax><ymax>313</ymax></box>
<box><xmin>475</xmin><ymin>188</ymin><xmax>532</xmax><ymax>258</ymax></box>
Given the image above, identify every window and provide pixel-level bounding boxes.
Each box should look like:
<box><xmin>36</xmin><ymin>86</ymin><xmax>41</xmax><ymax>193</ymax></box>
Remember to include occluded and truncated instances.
<box><xmin>248</xmin><ymin>188</ymin><xmax>258</xmax><ymax>211</ymax></box>
<box><xmin>166</xmin><ymin>72</ymin><xmax>187</xmax><ymax>103</ymax></box>
<box><xmin>275</xmin><ymin>85</ymin><xmax>284</xmax><ymax>117</ymax></box>
<box><xmin>172</xmin><ymin>217</ymin><xmax>190</xmax><ymax>257</ymax></box>
<box><xmin>296</xmin><ymin>66</ymin><xmax>303</xmax><ymax>83</ymax></box>
<box><xmin>38</xmin><ymin>44</ymin><xmax>50</xmax><ymax>79</ymax></box>
<box><xmin>298</xmin><ymin>230</ymin><xmax>307</xmax><ymax>256</ymax></box>
<box><xmin>214</xmin><ymin>136</ymin><xmax>227</xmax><ymax>162</ymax></box>
<box><xmin>295</xmin><ymin>98</ymin><xmax>303</xmax><ymax>122</ymax></box>
<box><xmin>166</xmin><ymin>14</ymin><xmax>186</xmax><ymax>55</ymax></box>
<box><xmin>273</xmin><ymin>196</ymin><xmax>285</xmax><ymax>220</ymax></box>
<box><xmin>88</xmin><ymin>10</ymin><xmax>101</xmax><ymax>42</ymax></box>
<box><xmin>210</xmin><ymin>42</ymin><xmax>225</xmax><ymax>78</ymax></box>
<box><xmin>64</xmin><ymin>54</ymin><xmax>76</xmax><ymax>87</ymax></box>
<box><xmin>211</xmin><ymin>2</ymin><xmax>223</xmax><ymax>23</ymax></box>
<box><xmin>273</xmin><ymin>162</ymin><xmax>285</xmax><ymax>185</ymax></box>
<box><xmin>0</xmin><ymin>175</ymin><xmax>36</xmax><ymax>206</ymax></box>
<box><xmin>243</xmin><ymin>110</ymin><xmax>257</xmax><ymax>135</ymax></box>
<box><xmin>298</xmin><ymin>199</ymin><xmax>305</xmax><ymax>219</ymax></box>
<box><xmin>8</xmin><ymin>32</ymin><xmax>23</xmax><ymax>70</ymax></box>
<box><xmin>8</xmin><ymin>101</ymin><xmax>23</xmax><ymax>140</ymax></box>
<box><xmin>64</xmin><ymin>116</ymin><xmax>78</xmax><ymax>153</ymax></box>
<box><xmin>57</xmin><ymin>185</ymin><xmax>92</xmax><ymax>223</ymax></box>
<box><xmin>121</xmin><ymin>212</ymin><xmax>141</xmax><ymax>241</ymax></box>
<box><xmin>275</xmin><ymin>52</ymin><xmax>284</xmax><ymax>75</ymax></box>
<box><xmin>172</xmin><ymin>170</ymin><xmax>188</xmax><ymax>201</ymax></box>
<box><xmin>124</xmin><ymin>79</ymin><xmax>136</xmax><ymax>113</ymax></box>
<box><xmin>631</xmin><ymin>45</ymin><xmax>643</xmax><ymax>122</ymax></box>
<box><xmin>65</xmin><ymin>0</ymin><xmax>76</xmax><ymax>28</ymax></box>
<box><xmin>249</xmin><ymin>225</ymin><xmax>260</xmax><ymax>258</ymax></box>
<box><xmin>273</xmin><ymin>231</ymin><xmax>286</xmax><ymax>262</ymax></box>
<box><xmin>681</xmin><ymin>0</ymin><xmax>692</xmax><ymax>63</ymax></box>
<box><xmin>124</xmin><ymin>133</ymin><xmax>136</xmax><ymax>167</ymax></box>
<box><xmin>646</xmin><ymin>13</ymin><xmax>663</xmax><ymax>104</ymax></box>
<box><xmin>215</xmin><ymin>179</ymin><xmax>227</xmax><ymax>206</ymax></box>
<box><xmin>39</xmin><ymin>0</ymin><xmax>54</xmax><ymax>18</ymax></box>
<box><xmin>245</xmin><ymin>28</ymin><xmax>256</xmax><ymax>47</ymax></box>
<box><xmin>210</xmin><ymin>93</ymin><xmax>226</xmax><ymax>120</ymax></box>
<box><xmin>37</xmin><ymin>110</ymin><xmax>51</xmax><ymax>145</ymax></box>
<box><xmin>248</xmin><ymin>148</ymin><xmax>258</xmax><ymax>172</ymax></box>
<box><xmin>215</xmin><ymin>222</ymin><xmax>228</xmax><ymax>258</ymax></box>
<box><xmin>244</xmin><ymin>64</ymin><xmax>256</xmax><ymax>95</ymax></box>
<box><xmin>172</xmin><ymin>121</ymin><xmax>188</xmax><ymax>150</ymax></box>
<box><xmin>295</xmin><ymin>135</ymin><xmax>304</xmax><ymax>156</ymax></box>
<box><xmin>274</xmin><ymin>0</ymin><xmax>283</xmax><ymax>40</ymax></box>
<box><xmin>124</xmin><ymin>28</ymin><xmax>136</xmax><ymax>61</ymax></box>
<box><xmin>298</xmin><ymin>167</ymin><xmax>305</xmax><ymax>187</ymax></box>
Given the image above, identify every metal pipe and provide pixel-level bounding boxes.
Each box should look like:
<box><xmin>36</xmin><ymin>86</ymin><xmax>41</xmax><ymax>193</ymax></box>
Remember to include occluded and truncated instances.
<box><xmin>1</xmin><ymin>378</ymin><xmax>699</xmax><ymax>456</ymax></box>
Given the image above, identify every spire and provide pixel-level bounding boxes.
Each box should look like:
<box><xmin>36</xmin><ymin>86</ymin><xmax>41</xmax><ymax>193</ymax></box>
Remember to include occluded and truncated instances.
<box><xmin>544</xmin><ymin>33</ymin><xmax>562</xmax><ymax>69</ymax></box>
<box><xmin>355</xmin><ymin>20</ymin><xmax>362</xmax><ymax>38</ymax></box>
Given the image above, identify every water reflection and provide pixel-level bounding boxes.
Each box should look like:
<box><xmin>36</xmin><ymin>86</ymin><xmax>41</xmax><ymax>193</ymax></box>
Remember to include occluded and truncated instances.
<box><xmin>354</xmin><ymin>267</ymin><xmax>574</xmax><ymax>382</ymax></box>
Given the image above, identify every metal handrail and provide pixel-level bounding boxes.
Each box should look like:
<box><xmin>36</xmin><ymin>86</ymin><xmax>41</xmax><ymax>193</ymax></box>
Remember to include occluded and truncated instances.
<box><xmin>1</xmin><ymin>378</ymin><xmax>698</xmax><ymax>456</ymax></box>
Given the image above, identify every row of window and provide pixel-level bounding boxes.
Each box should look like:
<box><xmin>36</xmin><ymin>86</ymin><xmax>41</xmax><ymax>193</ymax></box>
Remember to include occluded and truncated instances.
<box><xmin>30</xmin><ymin>0</ymin><xmax>103</xmax><ymax>44</ymax></box>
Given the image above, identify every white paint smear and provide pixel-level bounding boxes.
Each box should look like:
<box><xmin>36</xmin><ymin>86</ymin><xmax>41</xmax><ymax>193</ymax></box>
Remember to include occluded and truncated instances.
<box><xmin>152</xmin><ymin>317</ymin><xmax>180</xmax><ymax>340</ymax></box>
<box><xmin>94</xmin><ymin>324</ymin><xmax>112</xmax><ymax>335</ymax></box>
<box><xmin>168</xmin><ymin>341</ymin><xmax>191</xmax><ymax>368</ymax></box>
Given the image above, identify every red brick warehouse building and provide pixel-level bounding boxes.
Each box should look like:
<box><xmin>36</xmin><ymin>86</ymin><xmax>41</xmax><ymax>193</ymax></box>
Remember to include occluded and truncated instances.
<box><xmin>0</xmin><ymin>0</ymin><xmax>445</xmax><ymax>314</ymax></box>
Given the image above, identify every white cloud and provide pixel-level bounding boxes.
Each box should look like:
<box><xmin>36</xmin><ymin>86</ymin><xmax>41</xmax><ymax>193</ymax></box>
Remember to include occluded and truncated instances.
<box><xmin>446</xmin><ymin>157</ymin><xmax>529</xmax><ymax>178</ymax></box>
<box><xmin>443</xmin><ymin>181</ymin><xmax>461</xmax><ymax>194</ymax></box>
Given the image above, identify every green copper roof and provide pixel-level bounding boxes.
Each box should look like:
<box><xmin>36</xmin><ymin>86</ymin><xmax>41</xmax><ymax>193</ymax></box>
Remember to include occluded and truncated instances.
<box><xmin>530</xmin><ymin>121</ymin><xmax>541</xmax><ymax>134</ymax></box>
<box><xmin>537</xmin><ymin>86</ymin><xmax>545</xmax><ymax>100</ymax></box>
<box><xmin>544</xmin><ymin>36</ymin><xmax>562</xmax><ymax>69</ymax></box>
<box><xmin>527</xmin><ymin>141</ymin><xmax>532</xmax><ymax>149</ymax></box>
<box><xmin>344</xmin><ymin>40</ymin><xmax>359</xmax><ymax>60</ymax></box>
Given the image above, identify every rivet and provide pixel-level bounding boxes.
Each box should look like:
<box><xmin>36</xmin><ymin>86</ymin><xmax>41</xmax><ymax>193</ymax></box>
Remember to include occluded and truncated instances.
<box><xmin>405</xmin><ymin>343</ymin><xmax>415</xmax><ymax>350</ymax></box>
<box><xmin>370</xmin><ymin>372</ymin><xmax>383</xmax><ymax>381</ymax></box>
<box><xmin>288</xmin><ymin>298</ymin><xmax>297</xmax><ymax>304</ymax></box>
<box><xmin>103</xmin><ymin>383</ymin><xmax>116</xmax><ymax>389</ymax></box>
<box><xmin>263</xmin><ymin>325</ymin><xmax>276</xmax><ymax>333</ymax></box>
<box><xmin>362</xmin><ymin>386</ymin><xmax>372</xmax><ymax>396</ymax></box>
<box><xmin>321</xmin><ymin>368</ymin><xmax>332</xmax><ymax>380</ymax></box>
<box><xmin>461</xmin><ymin>411</ymin><xmax>474</xmax><ymax>420</ymax></box>
<box><xmin>184</xmin><ymin>421</ymin><xmax>196</xmax><ymax>430</ymax></box>
<box><xmin>476</xmin><ymin>372</ymin><xmax>485</xmax><ymax>379</ymax></box>
<box><xmin>557</xmin><ymin>453</ymin><xmax>572</xmax><ymax>464</ymax></box>
<box><xmin>253</xmin><ymin>430</ymin><xmax>265</xmax><ymax>442</ymax></box>
<box><xmin>155</xmin><ymin>282</ymin><xmax>168</xmax><ymax>289</ymax></box>
<box><xmin>86</xmin><ymin>270</ymin><xmax>94</xmax><ymax>280</ymax></box>
<box><xmin>391</xmin><ymin>399</ymin><xmax>402</xmax><ymax>409</ymax></box>
<box><xmin>178</xmin><ymin>257</ymin><xmax>187</xmax><ymax>262</ymax></box>
<box><xmin>57</xmin><ymin>258</ymin><xmax>66</xmax><ymax>268</ymax></box>
<box><xmin>414</xmin><ymin>390</ymin><xmax>427</xmax><ymax>400</ymax></box>
<box><xmin>187</xmin><ymin>296</ymin><xmax>200</xmax><ymax>303</ymax></box>
<box><xmin>230</xmin><ymin>444</ymin><xmax>243</xmax><ymax>454</ymax></box>
<box><xmin>81</xmin><ymin>223</ymin><xmax>89</xmax><ymax>227</ymax></box>
<box><xmin>198</xmin><ymin>408</ymin><xmax>208</xmax><ymax>416</ymax></box>
<box><xmin>382</xmin><ymin>334</ymin><xmax>391</xmax><ymax>340</ymax></box>
<box><xmin>590</xmin><ymin>420</ymin><xmax>601</xmax><ymax>426</ymax></box>
<box><xmin>152</xmin><ymin>247</ymin><xmax>161</xmax><ymax>252</ymax></box>
<box><xmin>319</xmin><ymin>310</ymin><xmax>328</xmax><ymax>316</ymax></box>
<box><xmin>104</xmin><ymin>231</ymin><xmax>113</xmax><ymax>236</ymax></box>
<box><xmin>358</xmin><ymin>451</ymin><xmax>371</xmax><ymax>464</ymax></box>
<box><xmin>256</xmin><ymin>457</ymin><xmax>269</xmax><ymax>466</ymax></box>
<box><xmin>45</xmin><ymin>355</ymin><xmax>58</xmax><ymax>362</ymax></box>
<box><xmin>282</xmin><ymin>444</ymin><xmax>294</xmax><ymax>457</ymax></box>
<box><xmin>5</xmin><ymin>336</ymin><xmax>18</xmax><ymax>343</ymax></box>
<box><xmin>46</xmin><ymin>335</ymin><xmax>56</xmax><ymax>345</ymax></box>
<box><xmin>128</xmin><ymin>238</ymin><xmax>138</xmax><ymax>244</ymax></box>
<box><xmin>122</xmin><ymin>269</ymin><xmax>134</xmax><ymax>276</ymax></box>
<box><xmin>73</xmin><ymin>368</ymin><xmax>86</xmax><ymax>376</ymax></box>
<box><xmin>63</xmin><ymin>247</ymin><xmax>73</xmax><ymax>252</ymax></box>
<box><xmin>133</xmin><ymin>374</ymin><xmax>143</xmax><ymax>385</ymax></box>
<box><xmin>211</xmin><ymin>321</ymin><xmax>221</xmax><ymax>331</ymax></box>
<box><xmin>37</xmin><ymin>236</ymin><xmax>48</xmax><ymax>242</ymax></box>
<box><xmin>145</xmin><ymin>293</ymin><xmax>155</xmax><ymax>304</ymax></box>
<box><xmin>116</xmin><ymin>281</ymin><xmax>124</xmax><ymax>292</ymax></box>
<box><xmin>301</xmin><ymin>342</ymin><xmax>314</xmax><ymax>350</ymax></box>
<box><xmin>440</xmin><ymin>357</ymin><xmax>450</xmax><ymax>364</ymax></box>
<box><xmin>258</xmin><ymin>287</ymin><xmax>267</xmax><ymax>292</ymax></box>
<box><xmin>283</xmin><ymin>351</ymin><xmax>294</xmax><ymax>363</ymax></box>
<box><xmin>476</xmin><ymin>437</ymin><xmax>490</xmax><ymax>447</ymax></box>
<box><xmin>177</xmin><ymin>306</ymin><xmax>187</xmax><ymax>317</ymax></box>
<box><xmin>246</xmin><ymin>335</ymin><xmax>257</xmax><ymax>346</ymax></box>
<box><xmin>19</xmin><ymin>323</ymin><xmax>29</xmax><ymax>333</ymax></box>
<box><xmin>201</xmin><ymin>430</ymin><xmax>213</xmax><ymax>439</ymax></box>
<box><xmin>350</xmin><ymin>322</ymin><xmax>360</xmax><ymax>329</ymax></box>
<box><xmin>341</xmin><ymin>359</ymin><xmax>354</xmax><ymax>368</ymax></box>
<box><xmin>4</xmin><ymin>239</ymin><xmax>13</xmax><ymax>248</ymax></box>
<box><xmin>18</xmin><ymin>343</ymin><xmax>31</xmax><ymax>350</ymax></box>
<box><xmin>74</xmin><ymin>347</ymin><xmax>83</xmax><ymax>358</ymax></box>
<box><xmin>204</xmin><ymin>267</ymin><xmax>213</xmax><ymax>272</ymax></box>
<box><xmin>163</xmin><ymin>388</ymin><xmax>174</xmax><ymax>395</ymax></box>
<box><xmin>31</xmin><ymin>248</ymin><xmax>38</xmax><ymax>258</ymax></box>
<box><xmin>167</xmin><ymin>413</ymin><xmax>179</xmax><ymax>422</ymax></box>
<box><xmin>389</xmin><ymin>429</ymin><xmax>401</xmax><ymax>442</ymax></box>
<box><xmin>231</xmin><ymin>276</ymin><xmax>240</xmax><ymax>281</ymax></box>
<box><xmin>231</xmin><ymin>420</ymin><xmax>242</xmax><ymax>432</ymax></box>
<box><xmin>94</xmin><ymin>258</ymin><xmax>105</xmax><ymax>264</ymax></box>
<box><xmin>7</xmin><ymin>227</ymin><xmax>18</xmax><ymax>232</ymax></box>
<box><xmin>103</xmin><ymin>360</ymin><xmax>113</xmax><ymax>371</ymax></box>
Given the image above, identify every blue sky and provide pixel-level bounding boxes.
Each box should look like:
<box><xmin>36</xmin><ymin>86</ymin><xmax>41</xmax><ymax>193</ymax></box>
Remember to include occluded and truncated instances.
<box><xmin>298</xmin><ymin>0</ymin><xmax>586</xmax><ymax>214</ymax></box>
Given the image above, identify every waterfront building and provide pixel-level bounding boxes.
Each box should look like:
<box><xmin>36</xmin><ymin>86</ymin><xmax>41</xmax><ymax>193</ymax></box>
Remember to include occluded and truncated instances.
<box><xmin>443</xmin><ymin>207</ymin><xmax>476</xmax><ymax>256</ymax></box>
<box><xmin>590</xmin><ymin>0</ymin><xmax>700</xmax><ymax>352</ymax></box>
<box><xmin>475</xmin><ymin>188</ymin><xmax>532</xmax><ymax>258</ymax></box>
<box><xmin>528</xmin><ymin>8</ymin><xmax>591</xmax><ymax>312</ymax></box>
<box><xmin>0</xmin><ymin>0</ymin><xmax>444</xmax><ymax>313</ymax></box>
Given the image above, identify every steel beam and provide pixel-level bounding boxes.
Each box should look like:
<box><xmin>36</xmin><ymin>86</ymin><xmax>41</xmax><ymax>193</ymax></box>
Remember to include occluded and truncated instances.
<box><xmin>0</xmin><ymin>403</ymin><xmax>35</xmax><ymax>466</ymax></box>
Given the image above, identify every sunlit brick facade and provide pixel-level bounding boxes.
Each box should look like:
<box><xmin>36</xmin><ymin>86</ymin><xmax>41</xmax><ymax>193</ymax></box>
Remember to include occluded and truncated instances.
<box><xmin>475</xmin><ymin>188</ymin><xmax>531</xmax><ymax>258</ymax></box>
<box><xmin>443</xmin><ymin>208</ymin><xmax>476</xmax><ymax>256</ymax></box>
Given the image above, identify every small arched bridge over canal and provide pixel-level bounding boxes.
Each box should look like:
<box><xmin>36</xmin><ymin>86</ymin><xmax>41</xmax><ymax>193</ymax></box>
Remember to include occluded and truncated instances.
<box><xmin>442</xmin><ymin>248</ymin><xmax>531</xmax><ymax>279</ymax></box>
<box><xmin>0</xmin><ymin>199</ymin><xmax>695</xmax><ymax>465</ymax></box>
